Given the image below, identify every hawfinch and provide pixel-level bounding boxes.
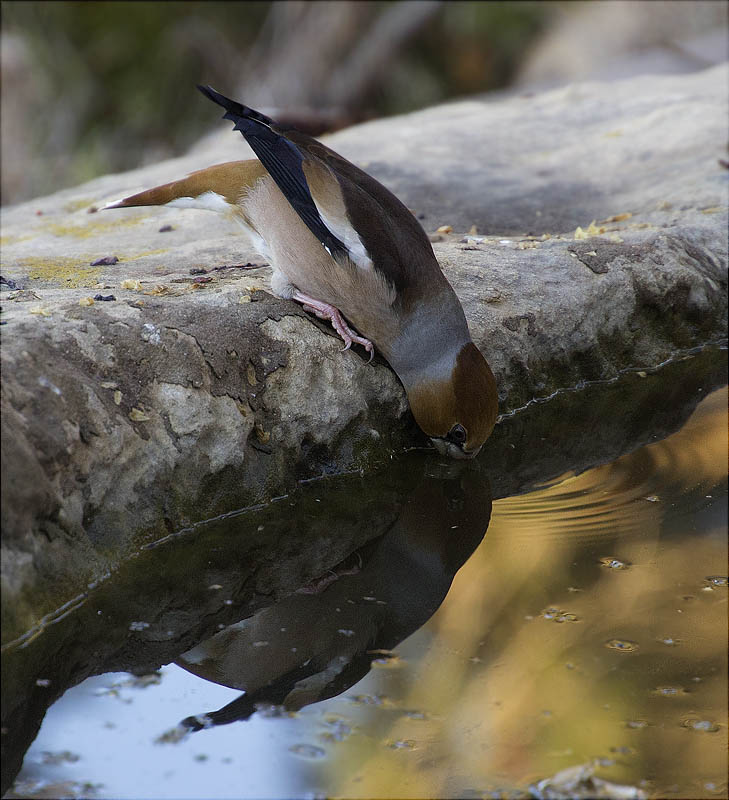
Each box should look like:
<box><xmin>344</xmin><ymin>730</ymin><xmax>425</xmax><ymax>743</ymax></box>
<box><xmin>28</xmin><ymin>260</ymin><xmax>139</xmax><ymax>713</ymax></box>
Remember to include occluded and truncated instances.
<box><xmin>105</xmin><ymin>87</ymin><xmax>498</xmax><ymax>458</ymax></box>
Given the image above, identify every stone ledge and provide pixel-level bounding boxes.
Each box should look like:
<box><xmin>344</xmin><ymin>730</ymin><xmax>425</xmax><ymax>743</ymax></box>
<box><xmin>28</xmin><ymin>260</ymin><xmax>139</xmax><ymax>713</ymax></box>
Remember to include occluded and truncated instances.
<box><xmin>1</xmin><ymin>65</ymin><xmax>727</xmax><ymax>643</ymax></box>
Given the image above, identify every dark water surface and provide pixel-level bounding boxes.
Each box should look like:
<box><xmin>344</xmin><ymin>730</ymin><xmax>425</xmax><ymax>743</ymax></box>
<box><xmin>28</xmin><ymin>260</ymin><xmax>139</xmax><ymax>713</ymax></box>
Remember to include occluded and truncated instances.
<box><xmin>3</xmin><ymin>351</ymin><xmax>727</xmax><ymax>800</ymax></box>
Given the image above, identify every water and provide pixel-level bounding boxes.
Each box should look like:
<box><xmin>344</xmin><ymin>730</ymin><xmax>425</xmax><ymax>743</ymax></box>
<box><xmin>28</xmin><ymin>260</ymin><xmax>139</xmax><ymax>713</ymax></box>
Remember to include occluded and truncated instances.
<box><xmin>2</xmin><ymin>355</ymin><xmax>727</xmax><ymax>800</ymax></box>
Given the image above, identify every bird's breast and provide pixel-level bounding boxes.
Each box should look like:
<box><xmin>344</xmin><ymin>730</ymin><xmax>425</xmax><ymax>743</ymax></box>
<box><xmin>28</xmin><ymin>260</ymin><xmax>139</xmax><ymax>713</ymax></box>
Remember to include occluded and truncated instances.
<box><xmin>243</xmin><ymin>176</ymin><xmax>401</xmax><ymax>346</ymax></box>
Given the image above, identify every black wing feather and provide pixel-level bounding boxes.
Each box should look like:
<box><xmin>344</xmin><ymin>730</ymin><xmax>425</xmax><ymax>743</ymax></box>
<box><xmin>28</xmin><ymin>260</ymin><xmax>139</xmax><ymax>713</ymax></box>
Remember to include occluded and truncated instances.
<box><xmin>197</xmin><ymin>85</ymin><xmax>348</xmax><ymax>258</ymax></box>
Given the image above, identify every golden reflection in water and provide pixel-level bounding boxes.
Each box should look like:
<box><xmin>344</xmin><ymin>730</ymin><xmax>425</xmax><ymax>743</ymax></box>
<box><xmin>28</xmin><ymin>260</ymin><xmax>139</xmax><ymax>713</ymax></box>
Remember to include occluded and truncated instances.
<box><xmin>329</xmin><ymin>387</ymin><xmax>727</xmax><ymax>799</ymax></box>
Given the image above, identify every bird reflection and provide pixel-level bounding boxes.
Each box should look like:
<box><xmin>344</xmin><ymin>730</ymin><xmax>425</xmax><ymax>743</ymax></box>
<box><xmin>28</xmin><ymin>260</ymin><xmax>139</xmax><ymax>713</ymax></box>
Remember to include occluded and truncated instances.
<box><xmin>175</xmin><ymin>464</ymin><xmax>492</xmax><ymax>730</ymax></box>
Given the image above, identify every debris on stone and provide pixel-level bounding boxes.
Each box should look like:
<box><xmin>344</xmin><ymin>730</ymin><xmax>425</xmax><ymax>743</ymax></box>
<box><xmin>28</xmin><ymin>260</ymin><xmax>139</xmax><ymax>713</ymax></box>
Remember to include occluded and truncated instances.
<box><xmin>7</xmin><ymin>289</ymin><xmax>40</xmax><ymax>302</ymax></box>
<box><xmin>530</xmin><ymin>762</ymin><xmax>646</xmax><ymax>799</ymax></box>
<box><xmin>574</xmin><ymin>220</ymin><xmax>606</xmax><ymax>239</ymax></box>
<box><xmin>8</xmin><ymin>289</ymin><xmax>40</xmax><ymax>303</ymax></box>
<box><xmin>246</xmin><ymin>363</ymin><xmax>257</xmax><ymax>386</ymax></box>
<box><xmin>481</xmin><ymin>288</ymin><xmax>502</xmax><ymax>303</ymax></box>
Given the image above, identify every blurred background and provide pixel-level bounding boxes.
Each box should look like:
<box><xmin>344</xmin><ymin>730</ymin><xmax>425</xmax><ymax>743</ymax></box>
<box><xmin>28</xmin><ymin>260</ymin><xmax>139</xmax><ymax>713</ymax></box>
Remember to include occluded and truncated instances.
<box><xmin>2</xmin><ymin>0</ymin><xmax>727</xmax><ymax>206</ymax></box>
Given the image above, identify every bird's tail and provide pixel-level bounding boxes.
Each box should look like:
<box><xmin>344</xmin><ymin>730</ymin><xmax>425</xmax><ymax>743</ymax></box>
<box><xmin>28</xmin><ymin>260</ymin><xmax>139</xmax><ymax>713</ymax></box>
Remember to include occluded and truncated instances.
<box><xmin>197</xmin><ymin>85</ymin><xmax>275</xmax><ymax>130</ymax></box>
<box><xmin>196</xmin><ymin>85</ymin><xmax>349</xmax><ymax>258</ymax></box>
<box><xmin>102</xmin><ymin>160</ymin><xmax>262</xmax><ymax>210</ymax></box>
<box><xmin>103</xmin><ymin>180</ymin><xmax>188</xmax><ymax>209</ymax></box>
<box><xmin>180</xmin><ymin>692</ymin><xmax>258</xmax><ymax>731</ymax></box>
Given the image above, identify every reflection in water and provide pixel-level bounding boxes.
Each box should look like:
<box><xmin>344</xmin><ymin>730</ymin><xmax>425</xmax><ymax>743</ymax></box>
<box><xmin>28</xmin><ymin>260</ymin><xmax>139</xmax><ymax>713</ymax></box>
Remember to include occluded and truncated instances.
<box><xmin>175</xmin><ymin>467</ymin><xmax>492</xmax><ymax>730</ymax></box>
<box><xmin>492</xmin><ymin>383</ymin><xmax>727</xmax><ymax>545</ymax></box>
<box><xmin>4</xmin><ymin>383</ymin><xmax>727</xmax><ymax>800</ymax></box>
<box><xmin>342</xmin><ymin>387</ymin><xmax>726</xmax><ymax>800</ymax></box>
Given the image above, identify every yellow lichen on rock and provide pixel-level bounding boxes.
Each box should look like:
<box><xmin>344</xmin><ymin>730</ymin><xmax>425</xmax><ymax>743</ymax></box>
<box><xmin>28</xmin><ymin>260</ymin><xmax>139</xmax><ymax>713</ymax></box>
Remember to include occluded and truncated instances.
<box><xmin>19</xmin><ymin>257</ymin><xmax>102</xmax><ymax>288</ymax></box>
<box><xmin>62</xmin><ymin>198</ymin><xmax>94</xmax><ymax>213</ymax></box>
<box><xmin>125</xmin><ymin>249</ymin><xmax>168</xmax><ymax>260</ymax></box>
<box><xmin>42</xmin><ymin>215</ymin><xmax>144</xmax><ymax>239</ymax></box>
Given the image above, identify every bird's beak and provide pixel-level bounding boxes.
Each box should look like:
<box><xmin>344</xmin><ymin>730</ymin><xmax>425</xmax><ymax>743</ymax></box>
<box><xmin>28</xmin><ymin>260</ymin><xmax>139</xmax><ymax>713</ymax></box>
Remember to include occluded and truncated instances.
<box><xmin>430</xmin><ymin>438</ymin><xmax>480</xmax><ymax>460</ymax></box>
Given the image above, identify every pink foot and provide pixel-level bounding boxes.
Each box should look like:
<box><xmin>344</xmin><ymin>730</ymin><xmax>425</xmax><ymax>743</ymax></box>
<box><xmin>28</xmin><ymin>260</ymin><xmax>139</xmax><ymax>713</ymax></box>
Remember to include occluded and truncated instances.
<box><xmin>292</xmin><ymin>291</ymin><xmax>374</xmax><ymax>361</ymax></box>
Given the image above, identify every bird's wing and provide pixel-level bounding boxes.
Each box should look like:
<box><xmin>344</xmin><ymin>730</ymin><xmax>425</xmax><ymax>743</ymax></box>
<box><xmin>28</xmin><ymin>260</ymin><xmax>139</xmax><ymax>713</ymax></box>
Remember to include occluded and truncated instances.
<box><xmin>198</xmin><ymin>85</ymin><xmax>348</xmax><ymax>259</ymax></box>
<box><xmin>285</xmin><ymin>120</ymin><xmax>442</xmax><ymax>296</ymax></box>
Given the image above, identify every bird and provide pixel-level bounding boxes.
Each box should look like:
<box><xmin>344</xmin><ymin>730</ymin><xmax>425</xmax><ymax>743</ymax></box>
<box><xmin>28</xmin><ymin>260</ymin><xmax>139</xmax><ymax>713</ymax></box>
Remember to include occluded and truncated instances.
<box><xmin>175</xmin><ymin>466</ymin><xmax>492</xmax><ymax>730</ymax></box>
<box><xmin>104</xmin><ymin>85</ymin><xmax>498</xmax><ymax>458</ymax></box>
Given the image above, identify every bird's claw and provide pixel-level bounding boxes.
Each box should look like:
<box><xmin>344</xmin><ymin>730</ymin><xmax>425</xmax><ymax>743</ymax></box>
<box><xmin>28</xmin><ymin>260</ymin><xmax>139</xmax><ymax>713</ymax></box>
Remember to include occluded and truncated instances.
<box><xmin>293</xmin><ymin>290</ymin><xmax>375</xmax><ymax>362</ymax></box>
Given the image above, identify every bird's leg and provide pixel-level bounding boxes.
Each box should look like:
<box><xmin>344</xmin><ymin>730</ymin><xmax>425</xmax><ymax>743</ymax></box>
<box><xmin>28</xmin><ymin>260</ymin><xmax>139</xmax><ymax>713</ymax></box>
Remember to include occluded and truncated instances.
<box><xmin>295</xmin><ymin>551</ymin><xmax>363</xmax><ymax>595</ymax></box>
<box><xmin>292</xmin><ymin>290</ymin><xmax>374</xmax><ymax>361</ymax></box>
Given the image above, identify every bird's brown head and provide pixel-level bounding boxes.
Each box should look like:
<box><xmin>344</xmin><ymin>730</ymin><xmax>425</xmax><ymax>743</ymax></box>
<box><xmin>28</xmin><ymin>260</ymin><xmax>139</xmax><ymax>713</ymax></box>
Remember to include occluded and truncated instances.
<box><xmin>406</xmin><ymin>342</ymin><xmax>498</xmax><ymax>459</ymax></box>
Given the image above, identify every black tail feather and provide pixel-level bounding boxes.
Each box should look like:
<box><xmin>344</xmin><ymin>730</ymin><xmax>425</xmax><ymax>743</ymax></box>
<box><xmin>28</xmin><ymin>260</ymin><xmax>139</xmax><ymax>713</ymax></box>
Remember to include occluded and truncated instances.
<box><xmin>196</xmin><ymin>84</ymin><xmax>348</xmax><ymax>259</ymax></box>
<box><xmin>180</xmin><ymin>692</ymin><xmax>257</xmax><ymax>731</ymax></box>
<box><xmin>196</xmin><ymin>85</ymin><xmax>273</xmax><ymax>127</ymax></box>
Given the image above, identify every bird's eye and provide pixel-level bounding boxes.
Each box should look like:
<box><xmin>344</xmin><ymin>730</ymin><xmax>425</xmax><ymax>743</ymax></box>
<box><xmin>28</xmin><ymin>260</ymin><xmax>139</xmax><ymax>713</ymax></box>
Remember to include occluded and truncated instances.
<box><xmin>447</xmin><ymin>423</ymin><xmax>467</xmax><ymax>446</ymax></box>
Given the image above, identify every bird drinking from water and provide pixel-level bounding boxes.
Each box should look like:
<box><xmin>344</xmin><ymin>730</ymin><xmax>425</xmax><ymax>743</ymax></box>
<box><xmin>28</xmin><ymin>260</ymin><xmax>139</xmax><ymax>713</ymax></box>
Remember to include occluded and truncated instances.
<box><xmin>105</xmin><ymin>86</ymin><xmax>498</xmax><ymax>458</ymax></box>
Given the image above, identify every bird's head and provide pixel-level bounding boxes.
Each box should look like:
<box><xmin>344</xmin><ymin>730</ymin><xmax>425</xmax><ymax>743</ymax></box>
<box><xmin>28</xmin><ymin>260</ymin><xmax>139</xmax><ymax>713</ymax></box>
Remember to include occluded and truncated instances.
<box><xmin>405</xmin><ymin>342</ymin><xmax>498</xmax><ymax>459</ymax></box>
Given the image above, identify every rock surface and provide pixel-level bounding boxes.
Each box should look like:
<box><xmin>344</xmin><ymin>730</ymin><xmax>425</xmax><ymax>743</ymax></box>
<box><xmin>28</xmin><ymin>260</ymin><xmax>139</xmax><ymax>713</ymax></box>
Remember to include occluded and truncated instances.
<box><xmin>1</xmin><ymin>65</ymin><xmax>727</xmax><ymax>643</ymax></box>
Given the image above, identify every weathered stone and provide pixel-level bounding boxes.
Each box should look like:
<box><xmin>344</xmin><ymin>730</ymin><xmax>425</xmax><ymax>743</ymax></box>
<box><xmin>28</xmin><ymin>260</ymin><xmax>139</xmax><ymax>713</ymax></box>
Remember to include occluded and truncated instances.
<box><xmin>1</xmin><ymin>65</ymin><xmax>727</xmax><ymax>646</ymax></box>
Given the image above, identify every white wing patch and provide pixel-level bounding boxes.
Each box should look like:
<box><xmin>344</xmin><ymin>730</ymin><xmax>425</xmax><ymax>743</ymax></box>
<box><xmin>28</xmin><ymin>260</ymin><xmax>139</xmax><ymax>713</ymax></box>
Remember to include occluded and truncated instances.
<box><xmin>166</xmin><ymin>190</ymin><xmax>232</xmax><ymax>213</ymax></box>
<box><xmin>315</xmin><ymin>206</ymin><xmax>373</xmax><ymax>270</ymax></box>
